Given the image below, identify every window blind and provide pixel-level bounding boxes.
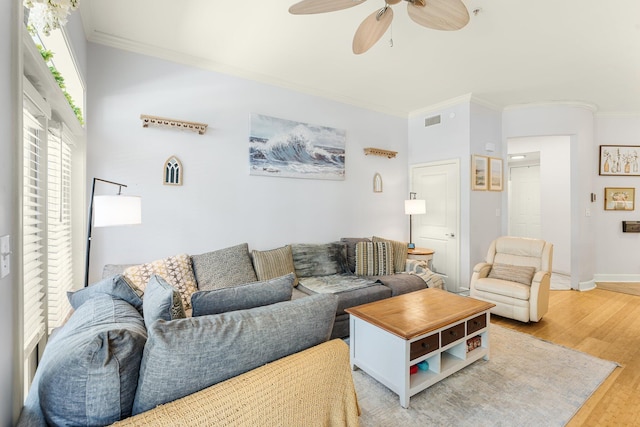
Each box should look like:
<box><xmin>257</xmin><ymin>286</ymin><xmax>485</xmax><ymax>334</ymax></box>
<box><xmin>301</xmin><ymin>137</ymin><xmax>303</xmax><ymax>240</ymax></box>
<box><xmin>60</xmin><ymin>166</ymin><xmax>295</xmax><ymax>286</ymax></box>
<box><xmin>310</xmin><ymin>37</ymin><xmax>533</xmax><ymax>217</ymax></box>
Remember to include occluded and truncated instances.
<box><xmin>22</xmin><ymin>106</ymin><xmax>47</xmax><ymax>357</ymax></box>
<box><xmin>47</xmin><ymin>125</ymin><xmax>74</xmax><ymax>332</ymax></box>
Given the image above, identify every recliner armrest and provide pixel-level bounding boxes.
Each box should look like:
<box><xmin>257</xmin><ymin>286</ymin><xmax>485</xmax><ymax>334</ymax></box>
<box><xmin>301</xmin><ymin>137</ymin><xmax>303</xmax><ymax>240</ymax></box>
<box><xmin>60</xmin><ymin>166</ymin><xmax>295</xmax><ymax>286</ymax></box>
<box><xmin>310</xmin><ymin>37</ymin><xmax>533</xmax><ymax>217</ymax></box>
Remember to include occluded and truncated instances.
<box><xmin>531</xmin><ymin>270</ymin><xmax>549</xmax><ymax>285</ymax></box>
<box><xmin>473</xmin><ymin>262</ymin><xmax>492</xmax><ymax>278</ymax></box>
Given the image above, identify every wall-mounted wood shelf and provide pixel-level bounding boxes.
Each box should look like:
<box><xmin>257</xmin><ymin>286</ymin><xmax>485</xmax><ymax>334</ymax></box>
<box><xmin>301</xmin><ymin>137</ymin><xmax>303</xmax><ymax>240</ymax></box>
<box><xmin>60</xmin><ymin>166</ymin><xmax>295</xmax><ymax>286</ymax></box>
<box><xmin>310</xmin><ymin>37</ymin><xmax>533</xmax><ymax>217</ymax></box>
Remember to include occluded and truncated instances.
<box><xmin>140</xmin><ymin>114</ymin><xmax>208</xmax><ymax>135</ymax></box>
<box><xmin>364</xmin><ymin>147</ymin><xmax>397</xmax><ymax>159</ymax></box>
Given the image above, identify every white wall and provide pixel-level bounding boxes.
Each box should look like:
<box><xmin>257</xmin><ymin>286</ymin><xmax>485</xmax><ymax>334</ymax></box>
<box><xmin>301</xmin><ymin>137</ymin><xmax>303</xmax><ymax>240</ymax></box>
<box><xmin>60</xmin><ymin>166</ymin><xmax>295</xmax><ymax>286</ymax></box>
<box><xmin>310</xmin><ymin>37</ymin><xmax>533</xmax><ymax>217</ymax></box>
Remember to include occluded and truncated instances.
<box><xmin>595</xmin><ymin>115</ymin><xmax>640</xmax><ymax>278</ymax></box>
<box><xmin>2</xmin><ymin>1</ymin><xmax>18</xmax><ymax>424</ymax></box>
<box><xmin>408</xmin><ymin>98</ymin><xmax>503</xmax><ymax>288</ymax></box>
<box><xmin>507</xmin><ymin>136</ymin><xmax>571</xmax><ymax>274</ymax></box>
<box><xmin>503</xmin><ymin>104</ymin><xmax>596</xmax><ymax>289</ymax></box>
<box><xmin>469</xmin><ymin>102</ymin><xmax>503</xmax><ymax>275</ymax></box>
<box><xmin>86</xmin><ymin>44</ymin><xmax>408</xmax><ymax>282</ymax></box>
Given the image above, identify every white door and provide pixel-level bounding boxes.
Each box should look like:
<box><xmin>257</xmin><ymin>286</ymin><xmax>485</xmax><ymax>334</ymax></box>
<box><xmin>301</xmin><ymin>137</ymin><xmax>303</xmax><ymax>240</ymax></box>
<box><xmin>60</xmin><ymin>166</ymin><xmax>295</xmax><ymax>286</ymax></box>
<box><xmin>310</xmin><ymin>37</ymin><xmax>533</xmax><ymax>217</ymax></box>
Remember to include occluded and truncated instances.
<box><xmin>410</xmin><ymin>160</ymin><xmax>460</xmax><ymax>291</ymax></box>
<box><xmin>508</xmin><ymin>165</ymin><xmax>541</xmax><ymax>238</ymax></box>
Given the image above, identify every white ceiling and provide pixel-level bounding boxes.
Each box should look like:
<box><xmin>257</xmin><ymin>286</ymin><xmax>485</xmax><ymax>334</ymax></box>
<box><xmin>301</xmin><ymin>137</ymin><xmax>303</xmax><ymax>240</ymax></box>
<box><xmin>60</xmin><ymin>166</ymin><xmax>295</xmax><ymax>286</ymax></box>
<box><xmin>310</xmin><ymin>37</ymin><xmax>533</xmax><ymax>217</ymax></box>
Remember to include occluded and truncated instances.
<box><xmin>79</xmin><ymin>0</ymin><xmax>640</xmax><ymax>117</ymax></box>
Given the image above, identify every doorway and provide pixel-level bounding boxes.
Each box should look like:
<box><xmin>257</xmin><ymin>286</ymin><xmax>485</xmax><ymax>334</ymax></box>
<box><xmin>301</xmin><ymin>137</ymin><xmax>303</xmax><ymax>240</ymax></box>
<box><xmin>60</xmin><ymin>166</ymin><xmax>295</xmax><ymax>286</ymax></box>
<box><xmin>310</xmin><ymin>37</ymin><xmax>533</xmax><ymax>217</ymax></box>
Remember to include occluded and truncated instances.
<box><xmin>410</xmin><ymin>160</ymin><xmax>460</xmax><ymax>291</ymax></box>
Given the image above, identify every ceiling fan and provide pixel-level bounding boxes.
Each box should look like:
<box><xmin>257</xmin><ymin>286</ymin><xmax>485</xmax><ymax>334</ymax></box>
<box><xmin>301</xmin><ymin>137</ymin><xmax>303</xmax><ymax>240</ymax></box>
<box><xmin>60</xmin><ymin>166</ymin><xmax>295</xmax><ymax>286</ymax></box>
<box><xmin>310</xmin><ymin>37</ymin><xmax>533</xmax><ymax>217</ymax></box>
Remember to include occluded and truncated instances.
<box><xmin>289</xmin><ymin>0</ymin><xmax>470</xmax><ymax>54</ymax></box>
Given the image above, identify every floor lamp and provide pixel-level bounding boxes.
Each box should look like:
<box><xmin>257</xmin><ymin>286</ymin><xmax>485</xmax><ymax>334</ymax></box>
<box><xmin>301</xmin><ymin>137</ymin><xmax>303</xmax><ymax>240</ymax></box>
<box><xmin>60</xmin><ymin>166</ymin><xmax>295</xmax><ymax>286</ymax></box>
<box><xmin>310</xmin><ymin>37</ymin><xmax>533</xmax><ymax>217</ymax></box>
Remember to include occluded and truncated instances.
<box><xmin>84</xmin><ymin>178</ymin><xmax>142</xmax><ymax>287</ymax></box>
<box><xmin>404</xmin><ymin>192</ymin><xmax>426</xmax><ymax>249</ymax></box>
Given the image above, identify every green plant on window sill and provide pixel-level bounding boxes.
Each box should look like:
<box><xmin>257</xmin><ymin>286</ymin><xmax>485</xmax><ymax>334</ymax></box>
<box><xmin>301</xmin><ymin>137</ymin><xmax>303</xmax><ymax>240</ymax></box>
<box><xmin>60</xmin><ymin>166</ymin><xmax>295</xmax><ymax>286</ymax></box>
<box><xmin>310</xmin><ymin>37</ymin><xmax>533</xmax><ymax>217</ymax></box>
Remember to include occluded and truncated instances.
<box><xmin>33</xmin><ymin>38</ymin><xmax>84</xmax><ymax>125</ymax></box>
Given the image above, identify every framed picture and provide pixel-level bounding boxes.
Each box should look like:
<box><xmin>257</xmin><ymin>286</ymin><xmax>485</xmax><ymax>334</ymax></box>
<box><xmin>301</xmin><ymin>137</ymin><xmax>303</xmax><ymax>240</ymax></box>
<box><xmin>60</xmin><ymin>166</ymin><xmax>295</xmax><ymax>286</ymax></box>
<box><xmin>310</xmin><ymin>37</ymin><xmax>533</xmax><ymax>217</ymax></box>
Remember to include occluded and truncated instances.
<box><xmin>249</xmin><ymin>113</ymin><xmax>346</xmax><ymax>180</ymax></box>
<box><xmin>471</xmin><ymin>155</ymin><xmax>488</xmax><ymax>191</ymax></box>
<box><xmin>489</xmin><ymin>157</ymin><xmax>503</xmax><ymax>191</ymax></box>
<box><xmin>599</xmin><ymin>145</ymin><xmax>640</xmax><ymax>176</ymax></box>
<box><xmin>604</xmin><ymin>187</ymin><xmax>635</xmax><ymax>211</ymax></box>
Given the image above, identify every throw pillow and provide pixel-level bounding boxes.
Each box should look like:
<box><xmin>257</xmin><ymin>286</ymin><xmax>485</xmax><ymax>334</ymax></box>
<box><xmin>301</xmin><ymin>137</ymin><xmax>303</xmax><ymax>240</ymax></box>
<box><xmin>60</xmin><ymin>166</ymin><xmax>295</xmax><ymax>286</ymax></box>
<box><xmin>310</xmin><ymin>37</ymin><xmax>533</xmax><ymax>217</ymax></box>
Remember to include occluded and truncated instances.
<box><xmin>143</xmin><ymin>275</ymin><xmax>186</xmax><ymax>326</ymax></box>
<box><xmin>18</xmin><ymin>295</ymin><xmax>147</xmax><ymax>427</ymax></box>
<box><xmin>355</xmin><ymin>241</ymin><xmax>394</xmax><ymax>276</ymax></box>
<box><xmin>340</xmin><ymin>237</ymin><xmax>372</xmax><ymax>273</ymax></box>
<box><xmin>291</xmin><ymin>242</ymin><xmax>348</xmax><ymax>277</ymax></box>
<box><xmin>67</xmin><ymin>274</ymin><xmax>143</xmax><ymax>314</ymax></box>
<box><xmin>191</xmin><ymin>243</ymin><xmax>258</xmax><ymax>291</ymax></box>
<box><xmin>372</xmin><ymin>236</ymin><xmax>408</xmax><ymax>273</ymax></box>
<box><xmin>124</xmin><ymin>253</ymin><xmax>198</xmax><ymax>310</ymax></box>
<box><xmin>191</xmin><ymin>273</ymin><xmax>294</xmax><ymax>317</ymax></box>
<box><xmin>488</xmin><ymin>263</ymin><xmax>537</xmax><ymax>286</ymax></box>
<box><xmin>252</xmin><ymin>245</ymin><xmax>298</xmax><ymax>286</ymax></box>
<box><xmin>132</xmin><ymin>293</ymin><xmax>338</xmax><ymax>415</ymax></box>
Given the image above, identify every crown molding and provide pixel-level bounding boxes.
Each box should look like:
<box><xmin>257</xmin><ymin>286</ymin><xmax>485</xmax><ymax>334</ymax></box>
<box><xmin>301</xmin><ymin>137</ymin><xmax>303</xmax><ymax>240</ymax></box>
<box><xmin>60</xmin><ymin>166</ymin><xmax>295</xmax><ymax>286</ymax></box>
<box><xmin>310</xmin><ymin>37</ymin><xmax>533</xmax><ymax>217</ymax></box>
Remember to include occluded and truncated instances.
<box><xmin>503</xmin><ymin>101</ymin><xmax>598</xmax><ymax>113</ymax></box>
<box><xmin>83</xmin><ymin>27</ymin><xmax>410</xmax><ymax>118</ymax></box>
<box><xmin>595</xmin><ymin>111</ymin><xmax>640</xmax><ymax>119</ymax></box>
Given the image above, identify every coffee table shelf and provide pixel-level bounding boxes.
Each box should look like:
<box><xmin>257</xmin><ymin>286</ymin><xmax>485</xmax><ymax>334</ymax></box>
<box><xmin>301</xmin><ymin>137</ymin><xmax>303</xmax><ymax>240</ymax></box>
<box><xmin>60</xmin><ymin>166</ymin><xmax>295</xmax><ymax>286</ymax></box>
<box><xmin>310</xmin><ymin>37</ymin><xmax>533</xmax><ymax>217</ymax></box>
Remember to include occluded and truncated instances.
<box><xmin>346</xmin><ymin>288</ymin><xmax>494</xmax><ymax>408</ymax></box>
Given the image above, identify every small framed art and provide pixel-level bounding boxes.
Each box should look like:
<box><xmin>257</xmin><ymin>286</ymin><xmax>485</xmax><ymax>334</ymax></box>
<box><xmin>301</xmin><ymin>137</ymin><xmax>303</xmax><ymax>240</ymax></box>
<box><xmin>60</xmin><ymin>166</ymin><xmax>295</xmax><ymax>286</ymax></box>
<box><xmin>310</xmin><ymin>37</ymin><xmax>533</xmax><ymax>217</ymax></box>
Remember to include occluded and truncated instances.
<box><xmin>471</xmin><ymin>155</ymin><xmax>488</xmax><ymax>191</ymax></box>
<box><xmin>599</xmin><ymin>145</ymin><xmax>640</xmax><ymax>176</ymax></box>
<box><xmin>604</xmin><ymin>187</ymin><xmax>635</xmax><ymax>211</ymax></box>
<box><xmin>489</xmin><ymin>157</ymin><xmax>503</xmax><ymax>191</ymax></box>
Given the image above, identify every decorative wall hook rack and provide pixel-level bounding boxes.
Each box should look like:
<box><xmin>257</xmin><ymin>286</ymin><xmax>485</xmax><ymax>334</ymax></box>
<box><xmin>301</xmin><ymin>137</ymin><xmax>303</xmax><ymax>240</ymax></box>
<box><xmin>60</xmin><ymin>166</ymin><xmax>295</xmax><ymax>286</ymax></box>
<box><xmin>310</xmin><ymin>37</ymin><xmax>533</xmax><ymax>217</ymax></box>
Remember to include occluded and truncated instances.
<box><xmin>364</xmin><ymin>147</ymin><xmax>397</xmax><ymax>159</ymax></box>
<box><xmin>140</xmin><ymin>114</ymin><xmax>208</xmax><ymax>135</ymax></box>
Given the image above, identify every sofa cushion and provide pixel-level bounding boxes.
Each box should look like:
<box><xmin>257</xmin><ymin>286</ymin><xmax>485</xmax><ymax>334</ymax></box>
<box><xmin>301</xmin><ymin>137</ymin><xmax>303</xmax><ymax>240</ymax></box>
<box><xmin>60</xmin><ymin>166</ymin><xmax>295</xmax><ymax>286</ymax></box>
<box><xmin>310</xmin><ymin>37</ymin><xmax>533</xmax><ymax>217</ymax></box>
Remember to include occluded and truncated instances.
<box><xmin>124</xmin><ymin>253</ymin><xmax>198</xmax><ymax>310</ymax></box>
<box><xmin>340</xmin><ymin>237</ymin><xmax>371</xmax><ymax>273</ymax></box>
<box><xmin>17</xmin><ymin>295</ymin><xmax>147</xmax><ymax>427</ymax></box>
<box><xmin>372</xmin><ymin>236</ymin><xmax>408</xmax><ymax>274</ymax></box>
<box><xmin>291</xmin><ymin>242</ymin><xmax>348</xmax><ymax>277</ymax></box>
<box><xmin>488</xmin><ymin>263</ymin><xmax>536</xmax><ymax>286</ymax></box>
<box><xmin>252</xmin><ymin>245</ymin><xmax>298</xmax><ymax>286</ymax></box>
<box><xmin>355</xmin><ymin>241</ymin><xmax>394</xmax><ymax>276</ymax></box>
<box><xmin>132</xmin><ymin>293</ymin><xmax>338</xmax><ymax>415</ymax></box>
<box><xmin>191</xmin><ymin>273</ymin><xmax>295</xmax><ymax>316</ymax></box>
<box><xmin>192</xmin><ymin>243</ymin><xmax>258</xmax><ymax>290</ymax></box>
<box><xmin>67</xmin><ymin>274</ymin><xmax>143</xmax><ymax>313</ymax></box>
<box><xmin>143</xmin><ymin>275</ymin><xmax>186</xmax><ymax>326</ymax></box>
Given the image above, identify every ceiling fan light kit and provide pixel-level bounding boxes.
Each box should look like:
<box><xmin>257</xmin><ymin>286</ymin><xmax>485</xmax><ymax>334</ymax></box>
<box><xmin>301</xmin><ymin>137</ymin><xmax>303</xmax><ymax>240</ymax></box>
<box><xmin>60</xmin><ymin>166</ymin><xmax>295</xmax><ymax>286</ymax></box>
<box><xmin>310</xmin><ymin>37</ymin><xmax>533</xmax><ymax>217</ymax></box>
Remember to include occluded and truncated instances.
<box><xmin>289</xmin><ymin>0</ymin><xmax>469</xmax><ymax>54</ymax></box>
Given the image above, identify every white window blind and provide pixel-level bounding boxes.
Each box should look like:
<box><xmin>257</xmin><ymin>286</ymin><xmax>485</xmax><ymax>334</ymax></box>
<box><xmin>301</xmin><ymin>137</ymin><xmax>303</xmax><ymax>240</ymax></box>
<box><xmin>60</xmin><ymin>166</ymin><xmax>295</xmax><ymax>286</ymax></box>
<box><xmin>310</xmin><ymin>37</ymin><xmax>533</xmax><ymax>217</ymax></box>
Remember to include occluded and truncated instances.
<box><xmin>47</xmin><ymin>125</ymin><xmax>74</xmax><ymax>332</ymax></box>
<box><xmin>22</xmin><ymin>105</ymin><xmax>47</xmax><ymax>357</ymax></box>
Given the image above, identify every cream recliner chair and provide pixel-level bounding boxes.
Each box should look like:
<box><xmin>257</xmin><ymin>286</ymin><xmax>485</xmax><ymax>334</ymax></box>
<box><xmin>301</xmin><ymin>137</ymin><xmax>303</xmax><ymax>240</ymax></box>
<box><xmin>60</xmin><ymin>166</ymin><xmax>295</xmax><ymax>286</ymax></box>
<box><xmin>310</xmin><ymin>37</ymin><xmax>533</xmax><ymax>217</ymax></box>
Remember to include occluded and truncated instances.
<box><xmin>470</xmin><ymin>236</ymin><xmax>553</xmax><ymax>323</ymax></box>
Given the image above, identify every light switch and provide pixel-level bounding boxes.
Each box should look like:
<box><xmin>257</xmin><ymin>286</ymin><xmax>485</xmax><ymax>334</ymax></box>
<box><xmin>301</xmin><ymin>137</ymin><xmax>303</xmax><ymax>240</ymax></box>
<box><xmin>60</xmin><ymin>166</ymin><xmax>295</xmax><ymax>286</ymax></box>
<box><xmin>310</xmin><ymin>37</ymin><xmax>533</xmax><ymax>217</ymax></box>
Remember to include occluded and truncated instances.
<box><xmin>1</xmin><ymin>235</ymin><xmax>10</xmax><ymax>279</ymax></box>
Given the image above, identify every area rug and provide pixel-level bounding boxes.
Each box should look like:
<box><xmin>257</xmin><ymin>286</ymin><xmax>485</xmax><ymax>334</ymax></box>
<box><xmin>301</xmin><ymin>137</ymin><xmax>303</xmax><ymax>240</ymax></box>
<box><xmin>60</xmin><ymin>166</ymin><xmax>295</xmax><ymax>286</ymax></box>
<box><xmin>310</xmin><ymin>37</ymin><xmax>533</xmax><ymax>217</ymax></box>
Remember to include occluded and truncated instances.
<box><xmin>352</xmin><ymin>325</ymin><xmax>618</xmax><ymax>427</ymax></box>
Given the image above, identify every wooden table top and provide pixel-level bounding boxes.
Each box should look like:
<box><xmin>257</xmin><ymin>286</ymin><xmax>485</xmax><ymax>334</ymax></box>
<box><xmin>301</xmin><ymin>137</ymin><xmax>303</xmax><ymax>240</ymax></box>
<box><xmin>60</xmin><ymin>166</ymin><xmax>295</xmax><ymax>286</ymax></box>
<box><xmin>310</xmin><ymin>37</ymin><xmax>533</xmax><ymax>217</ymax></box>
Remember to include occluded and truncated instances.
<box><xmin>345</xmin><ymin>288</ymin><xmax>495</xmax><ymax>340</ymax></box>
<box><xmin>407</xmin><ymin>247</ymin><xmax>434</xmax><ymax>256</ymax></box>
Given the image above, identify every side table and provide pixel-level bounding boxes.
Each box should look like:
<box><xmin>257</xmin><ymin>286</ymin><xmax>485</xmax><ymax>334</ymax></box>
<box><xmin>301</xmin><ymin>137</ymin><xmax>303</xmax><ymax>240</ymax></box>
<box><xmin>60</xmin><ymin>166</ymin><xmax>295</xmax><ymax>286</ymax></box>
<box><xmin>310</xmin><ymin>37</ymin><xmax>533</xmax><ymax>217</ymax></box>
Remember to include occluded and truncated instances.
<box><xmin>407</xmin><ymin>247</ymin><xmax>434</xmax><ymax>270</ymax></box>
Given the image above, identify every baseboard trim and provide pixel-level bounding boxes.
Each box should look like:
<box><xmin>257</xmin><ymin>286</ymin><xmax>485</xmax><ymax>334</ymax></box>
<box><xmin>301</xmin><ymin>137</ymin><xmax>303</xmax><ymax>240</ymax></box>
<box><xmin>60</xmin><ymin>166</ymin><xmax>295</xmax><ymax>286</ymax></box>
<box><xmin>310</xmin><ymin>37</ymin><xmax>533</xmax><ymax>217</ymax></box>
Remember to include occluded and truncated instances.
<box><xmin>578</xmin><ymin>279</ymin><xmax>597</xmax><ymax>292</ymax></box>
<box><xmin>593</xmin><ymin>274</ymin><xmax>640</xmax><ymax>283</ymax></box>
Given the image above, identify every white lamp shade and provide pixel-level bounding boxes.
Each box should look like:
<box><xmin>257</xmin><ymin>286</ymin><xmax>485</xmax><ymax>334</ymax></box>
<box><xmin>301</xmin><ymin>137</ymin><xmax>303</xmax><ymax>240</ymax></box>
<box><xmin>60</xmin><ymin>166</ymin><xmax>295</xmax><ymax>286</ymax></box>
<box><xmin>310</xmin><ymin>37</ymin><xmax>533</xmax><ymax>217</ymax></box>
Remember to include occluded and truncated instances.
<box><xmin>404</xmin><ymin>199</ymin><xmax>426</xmax><ymax>215</ymax></box>
<box><xmin>93</xmin><ymin>195</ymin><xmax>142</xmax><ymax>227</ymax></box>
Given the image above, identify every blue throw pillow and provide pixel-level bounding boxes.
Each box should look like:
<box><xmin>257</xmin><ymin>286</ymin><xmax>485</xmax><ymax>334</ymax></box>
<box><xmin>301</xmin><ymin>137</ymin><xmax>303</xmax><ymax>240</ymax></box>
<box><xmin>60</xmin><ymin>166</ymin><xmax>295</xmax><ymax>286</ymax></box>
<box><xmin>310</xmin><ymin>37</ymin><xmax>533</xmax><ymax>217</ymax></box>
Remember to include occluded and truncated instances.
<box><xmin>18</xmin><ymin>295</ymin><xmax>147</xmax><ymax>427</ymax></box>
<box><xmin>67</xmin><ymin>274</ymin><xmax>143</xmax><ymax>314</ymax></box>
<box><xmin>143</xmin><ymin>275</ymin><xmax>186</xmax><ymax>326</ymax></box>
<box><xmin>191</xmin><ymin>273</ymin><xmax>294</xmax><ymax>317</ymax></box>
<box><xmin>132</xmin><ymin>293</ymin><xmax>338</xmax><ymax>415</ymax></box>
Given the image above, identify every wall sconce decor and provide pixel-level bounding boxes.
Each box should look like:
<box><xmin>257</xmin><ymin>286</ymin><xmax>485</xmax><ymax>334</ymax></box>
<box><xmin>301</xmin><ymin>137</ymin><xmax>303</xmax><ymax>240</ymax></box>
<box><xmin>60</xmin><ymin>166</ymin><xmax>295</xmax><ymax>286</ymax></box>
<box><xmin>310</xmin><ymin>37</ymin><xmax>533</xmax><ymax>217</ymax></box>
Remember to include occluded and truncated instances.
<box><xmin>164</xmin><ymin>156</ymin><xmax>183</xmax><ymax>186</ymax></box>
<box><xmin>373</xmin><ymin>173</ymin><xmax>383</xmax><ymax>193</ymax></box>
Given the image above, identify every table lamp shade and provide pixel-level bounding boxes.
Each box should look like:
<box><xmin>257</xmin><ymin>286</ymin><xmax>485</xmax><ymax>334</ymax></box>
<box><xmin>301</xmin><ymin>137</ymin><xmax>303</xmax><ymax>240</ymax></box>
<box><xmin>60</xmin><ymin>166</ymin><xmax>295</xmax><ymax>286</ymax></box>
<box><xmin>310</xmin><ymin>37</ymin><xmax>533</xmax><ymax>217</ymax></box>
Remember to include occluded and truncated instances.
<box><xmin>404</xmin><ymin>199</ymin><xmax>426</xmax><ymax>215</ymax></box>
<box><xmin>93</xmin><ymin>195</ymin><xmax>142</xmax><ymax>227</ymax></box>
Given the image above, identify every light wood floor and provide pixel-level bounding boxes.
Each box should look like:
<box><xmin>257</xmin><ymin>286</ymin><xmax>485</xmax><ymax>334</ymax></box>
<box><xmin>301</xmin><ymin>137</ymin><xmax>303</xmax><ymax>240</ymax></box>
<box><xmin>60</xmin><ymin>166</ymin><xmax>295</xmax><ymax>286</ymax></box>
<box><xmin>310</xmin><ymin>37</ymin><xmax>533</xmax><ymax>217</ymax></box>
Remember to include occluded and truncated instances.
<box><xmin>491</xmin><ymin>288</ymin><xmax>640</xmax><ymax>427</ymax></box>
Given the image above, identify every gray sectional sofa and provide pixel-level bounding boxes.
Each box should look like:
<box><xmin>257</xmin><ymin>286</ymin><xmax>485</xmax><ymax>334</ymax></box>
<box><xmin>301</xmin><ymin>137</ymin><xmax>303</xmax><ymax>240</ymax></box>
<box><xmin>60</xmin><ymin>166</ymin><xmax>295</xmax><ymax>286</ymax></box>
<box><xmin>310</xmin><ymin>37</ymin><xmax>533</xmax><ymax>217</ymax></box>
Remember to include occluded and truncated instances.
<box><xmin>17</xmin><ymin>237</ymin><xmax>441</xmax><ymax>425</ymax></box>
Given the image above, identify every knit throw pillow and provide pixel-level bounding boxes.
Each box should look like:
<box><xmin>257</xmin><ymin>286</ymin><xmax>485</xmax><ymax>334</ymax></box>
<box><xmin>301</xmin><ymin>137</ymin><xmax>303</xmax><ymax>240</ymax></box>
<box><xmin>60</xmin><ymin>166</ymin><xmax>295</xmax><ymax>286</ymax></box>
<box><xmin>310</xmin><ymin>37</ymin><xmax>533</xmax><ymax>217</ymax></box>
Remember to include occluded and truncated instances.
<box><xmin>124</xmin><ymin>254</ymin><xmax>198</xmax><ymax>310</ymax></box>
<box><xmin>355</xmin><ymin>241</ymin><xmax>394</xmax><ymax>276</ymax></box>
<box><xmin>488</xmin><ymin>263</ymin><xmax>536</xmax><ymax>286</ymax></box>
<box><xmin>372</xmin><ymin>236</ymin><xmax>407</xmax><ymax>273</ymax></box>
<box><xmin>252</xmin><ymin>245</ymin><xmax>298</xmax><ymax>286</ymax></box>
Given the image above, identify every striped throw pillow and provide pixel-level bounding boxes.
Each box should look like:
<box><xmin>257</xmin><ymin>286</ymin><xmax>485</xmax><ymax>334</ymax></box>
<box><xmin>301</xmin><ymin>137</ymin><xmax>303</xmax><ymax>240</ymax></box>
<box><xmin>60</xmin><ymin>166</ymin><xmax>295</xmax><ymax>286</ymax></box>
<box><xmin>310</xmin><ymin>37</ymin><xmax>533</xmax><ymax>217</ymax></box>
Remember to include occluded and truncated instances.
<box><xmin>252</xmin><ymin>245</ymin><xmax>299</xmax><ymax>287</ymax></box>
<box><xmin>355</xmin><ymin>241</ymin><xmax>394</xmax><ymax>276</ymax></box>
<box><xmin>488</xmin><ymin>263</ymin><xmax>536</xmax><ymax>286</ymax></box>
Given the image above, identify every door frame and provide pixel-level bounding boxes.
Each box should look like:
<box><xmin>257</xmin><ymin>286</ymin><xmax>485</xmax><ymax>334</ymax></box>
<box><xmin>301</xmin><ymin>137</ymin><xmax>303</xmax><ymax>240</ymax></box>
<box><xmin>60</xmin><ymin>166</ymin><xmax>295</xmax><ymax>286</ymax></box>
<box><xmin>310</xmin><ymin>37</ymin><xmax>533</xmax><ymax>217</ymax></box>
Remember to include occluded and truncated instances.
<box><xmin>410</xmin><ymin>159</ymin><xmax>461</xmax><ymax>292</ymax></box>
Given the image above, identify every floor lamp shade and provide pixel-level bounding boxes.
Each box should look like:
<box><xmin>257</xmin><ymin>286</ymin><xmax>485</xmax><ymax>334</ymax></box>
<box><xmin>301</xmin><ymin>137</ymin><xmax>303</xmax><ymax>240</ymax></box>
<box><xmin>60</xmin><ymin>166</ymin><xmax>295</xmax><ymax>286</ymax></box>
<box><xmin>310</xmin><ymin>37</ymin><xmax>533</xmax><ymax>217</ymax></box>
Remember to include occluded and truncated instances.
<box><xmin>404</xmin><ymin>198</ymin><xmax>426</xmax><ymax>249</ymax></box>
<box><xmin>404</xmin><ymin>199</ymin><xmax>426</xmax><ymax>215</ymax></box>
<box><xmin>93</xmin><ymin>195</ymin><xmax>142</xmax><ymax>227</ymax></box>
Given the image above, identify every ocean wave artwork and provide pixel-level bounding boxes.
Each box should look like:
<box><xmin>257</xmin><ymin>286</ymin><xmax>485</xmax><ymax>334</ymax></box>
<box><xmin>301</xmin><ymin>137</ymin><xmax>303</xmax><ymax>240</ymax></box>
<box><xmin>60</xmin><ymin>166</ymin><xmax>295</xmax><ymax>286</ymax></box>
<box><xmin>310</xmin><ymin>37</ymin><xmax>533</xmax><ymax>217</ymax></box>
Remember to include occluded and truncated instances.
<box><xmin>249</xmin><ymin>113</ymin><xmax>346</xmax><ymax>180</ymax></box>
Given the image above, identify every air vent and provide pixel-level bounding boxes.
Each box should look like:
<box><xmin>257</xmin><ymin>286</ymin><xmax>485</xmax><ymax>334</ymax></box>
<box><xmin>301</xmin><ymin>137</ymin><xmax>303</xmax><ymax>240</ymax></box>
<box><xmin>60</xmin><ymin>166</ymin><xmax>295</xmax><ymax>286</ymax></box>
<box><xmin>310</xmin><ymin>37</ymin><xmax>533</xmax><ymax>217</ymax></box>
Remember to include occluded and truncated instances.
<box><xmin>425</xmin><ymin>115</ymin><xmax>441</xmax><ymax>127</ymax></box>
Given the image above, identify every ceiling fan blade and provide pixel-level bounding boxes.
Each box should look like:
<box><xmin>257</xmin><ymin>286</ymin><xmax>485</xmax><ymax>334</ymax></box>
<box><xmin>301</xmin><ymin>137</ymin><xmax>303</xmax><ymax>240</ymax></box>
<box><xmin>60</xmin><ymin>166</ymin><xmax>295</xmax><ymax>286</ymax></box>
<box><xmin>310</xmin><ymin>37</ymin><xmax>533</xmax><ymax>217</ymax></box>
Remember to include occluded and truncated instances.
<box><xmin>352</xmin><ymin>7</ymin><xmax>394</xmax><ymax>54</ymax></box>
<box><xmin>289</xmin><ymin>0</ymin><xmax>367</xmax><ymax>15</ymax></box>
<box><xmin>407</xmin><ymin>0</ymin><xmax>469</xmax><ymax>31</ymax></box>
